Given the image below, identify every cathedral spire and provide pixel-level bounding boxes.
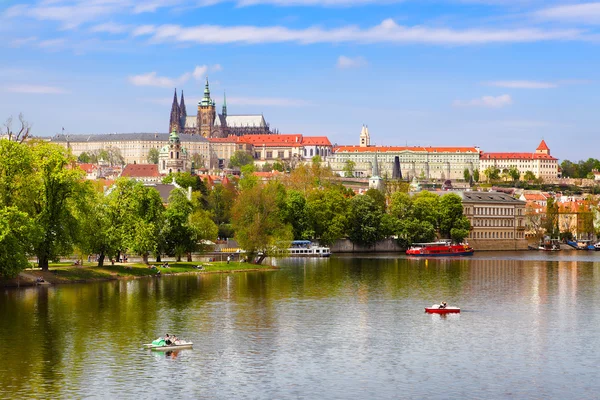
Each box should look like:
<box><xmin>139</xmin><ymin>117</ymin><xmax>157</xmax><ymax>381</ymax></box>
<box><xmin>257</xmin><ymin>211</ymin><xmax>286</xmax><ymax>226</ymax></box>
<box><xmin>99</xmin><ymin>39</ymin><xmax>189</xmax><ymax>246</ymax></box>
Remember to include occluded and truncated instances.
<box><xmin>222</xmin><ymin>91</ymin><xmax>227</xmax><ymax>118</ymax></box>
<box><xmin>201</xmin><ymin>77</ymin><xmax>212</xmax><ymax>106</ymax></box>
<box><xmin>169</xmin><ymin>88</ymin><xmax>180</xmax><ymax>133</ymax></box>
<box><xmin>179</xmin><ymin>90</ymin><xmax>187</xmax><ymax>131</ymax></box>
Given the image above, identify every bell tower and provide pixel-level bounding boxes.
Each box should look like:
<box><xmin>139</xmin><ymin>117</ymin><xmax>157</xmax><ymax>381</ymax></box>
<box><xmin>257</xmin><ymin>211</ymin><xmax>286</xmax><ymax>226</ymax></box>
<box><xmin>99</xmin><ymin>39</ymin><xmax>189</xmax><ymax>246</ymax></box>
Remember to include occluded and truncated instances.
<box><xmin>197</xmin><ymin>78</ymin><xmax>216</xmax><ymax>137</ymax></box>
<box><xmin>360</xmin><ymin>125</ymin><xmax>370</xmax><ymax>147</ymax></box>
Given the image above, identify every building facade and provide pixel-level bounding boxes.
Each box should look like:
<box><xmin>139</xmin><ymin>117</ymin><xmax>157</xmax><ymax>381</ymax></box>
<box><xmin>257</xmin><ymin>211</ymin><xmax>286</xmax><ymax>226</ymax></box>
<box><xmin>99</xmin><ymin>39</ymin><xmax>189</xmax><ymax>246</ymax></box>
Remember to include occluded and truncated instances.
<box><xmin>329</xmin><ymin>127</ymin><xmax>480</xmax><ymax>179</ymax></box>
<box><xmin>479</xmin><ymin>140</ymin><xmax>559</xmax><ymax>180</ymax></box>
<box><xmin>169</xmin><ymin>79</ymin><xmax>272</xmax><ymax>138</ymax></box>
<box><xmin>461</xmin><ymin>191</ymin><xmax>528</xmax><ymax>250</ymax></box>
<box><xmin>158</xmin><ymin>130</ymin><xmax>189</xmax><ymax>174</ymax></box>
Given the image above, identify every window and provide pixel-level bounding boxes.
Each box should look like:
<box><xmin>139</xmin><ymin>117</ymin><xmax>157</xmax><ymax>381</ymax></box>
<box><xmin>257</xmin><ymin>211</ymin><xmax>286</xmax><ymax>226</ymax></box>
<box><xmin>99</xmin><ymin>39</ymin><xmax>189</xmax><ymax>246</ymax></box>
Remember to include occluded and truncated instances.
<box><xmin>266</xmin><ymin>151</ymin><xmax>273</xmax><ymax>159</ymax></box>
<box><xmin>278</xmin><ymin>151</ymin><xmax>284</xmax><ymax>159</ymax></box>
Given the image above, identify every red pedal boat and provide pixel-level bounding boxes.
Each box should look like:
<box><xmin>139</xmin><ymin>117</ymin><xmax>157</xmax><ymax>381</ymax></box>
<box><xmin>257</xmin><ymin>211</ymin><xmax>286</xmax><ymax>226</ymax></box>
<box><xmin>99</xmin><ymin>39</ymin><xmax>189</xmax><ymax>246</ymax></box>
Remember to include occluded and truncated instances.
<box><xmin>425</xmin><ymin>305</ymin><xmax>460</xmax><ymax>314</ymax></box>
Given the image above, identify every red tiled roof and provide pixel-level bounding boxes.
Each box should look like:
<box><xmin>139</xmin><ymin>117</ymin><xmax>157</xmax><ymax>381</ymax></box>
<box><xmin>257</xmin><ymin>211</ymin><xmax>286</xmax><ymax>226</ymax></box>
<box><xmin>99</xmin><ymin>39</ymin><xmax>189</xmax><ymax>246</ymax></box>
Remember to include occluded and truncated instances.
<box><xmin>121</xmin><ymin>164</ymin><xmax>160</xmax><ymax>178</ymax></box>
<box><xmin>302</xmin><ymin>136</ymin><xmax>332</xmax><ymax>146</ymax></box>
<box><xmin>78</xmin><ymin>163</ymin><xmax>97</xmax><ymax>173</ymax></box>
<box><xmin>536</xmin><ymin>140</ymin><xmax>550</xmax><ymax>151</ymax></box>
<box><xmin>523</xmin><ymin>193</ymin><xmax>548</xmax><ymax>201</ymax></box>
<box><xmin>334</xmin><ymin>145</ymin><xmax>479</xmax><ymax>153</ymax></box>
<box><xmin>480</xmin><ymin>152</ymin><xmax>557</xmax><ymax>161</ymax></box>
<box><xmin>253</xmin><ymin>171</ymin><xmax>284</xmax><ymax>178</ymax></box>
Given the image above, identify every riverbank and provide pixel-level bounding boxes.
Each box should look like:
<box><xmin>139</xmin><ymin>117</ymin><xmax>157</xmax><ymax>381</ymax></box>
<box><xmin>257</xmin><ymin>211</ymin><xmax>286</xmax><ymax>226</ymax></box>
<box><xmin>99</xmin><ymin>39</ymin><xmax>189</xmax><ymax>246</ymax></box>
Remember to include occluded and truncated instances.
<box><xmin>0</xmin><ymin>261</ymin><xmax>278</xmax><ymax>288</ymax></box>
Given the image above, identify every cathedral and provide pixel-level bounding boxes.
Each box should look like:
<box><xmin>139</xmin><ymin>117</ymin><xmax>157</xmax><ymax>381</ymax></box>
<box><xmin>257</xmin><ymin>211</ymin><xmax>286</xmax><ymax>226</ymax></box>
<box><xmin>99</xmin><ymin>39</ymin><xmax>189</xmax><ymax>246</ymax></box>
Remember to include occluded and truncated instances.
<box><xmin>169</xmin><ymin>79</ymin><xmax>272</xmax><ymax>138</ymax></box>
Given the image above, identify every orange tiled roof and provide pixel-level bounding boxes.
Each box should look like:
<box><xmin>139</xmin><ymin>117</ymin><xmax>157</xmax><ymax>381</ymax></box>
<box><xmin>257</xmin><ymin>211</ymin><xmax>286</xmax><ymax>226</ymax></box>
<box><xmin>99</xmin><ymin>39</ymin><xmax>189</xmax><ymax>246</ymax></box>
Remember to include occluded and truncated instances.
<box><xmin>302</xmin><ymin>136</ymin><xmax>332</xmax><ymax>146</ymax></box>
<box><xmin>209</xmin><ymin>134</ymin><xmax>332</xmax><ymax>147</ymax></box>
<box><xmin>523</xmin><ymin>193</ymin><xmax>549</xmax><ymax>201</ymax></box>
<box><xmin>537</xmin><ymin>140</ymin><xmax>550</xmax><ymax>151</ymax></box>
<box><xmin>78</xmin><ymin>163</ymin><xmax>97</xmax><ymax>173</ymax></box>
<box><xmin>334</xmin><ymin>145</ymin><xmax>479</xmax><ymax>153</ymax></box>
<box><xmin>480</xmin><ymin>152</ymin><xmax>557</xmax><ymax>161</ymax></box>
<box><xmin>121</xmin><ymin>164</ymin><xmax>160</xmax><ymax>178</ymax></box>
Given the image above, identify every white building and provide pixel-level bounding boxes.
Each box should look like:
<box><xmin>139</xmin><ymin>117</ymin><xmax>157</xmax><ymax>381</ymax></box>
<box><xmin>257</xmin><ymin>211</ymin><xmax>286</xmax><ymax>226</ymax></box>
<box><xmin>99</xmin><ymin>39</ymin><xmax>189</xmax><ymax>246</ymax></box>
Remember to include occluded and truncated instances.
<box><xmin>479</xmin><ymin>140</ymin><xmax>559</xmax><ymax>180</ymax></box>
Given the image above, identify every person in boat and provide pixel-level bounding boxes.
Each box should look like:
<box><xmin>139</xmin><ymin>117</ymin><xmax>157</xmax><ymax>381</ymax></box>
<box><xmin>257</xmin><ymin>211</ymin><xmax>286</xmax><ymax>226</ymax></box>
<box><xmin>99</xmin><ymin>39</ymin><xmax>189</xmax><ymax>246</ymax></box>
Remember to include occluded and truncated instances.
<box><xmin>439</xmin><ymin>301</ymin><xmax>447</xmax><ymax>309</ymax></box>
<box><xmin>164</xmin><ymin>334</ymin><xmax>172</xmax><ymax>345</ymax></box>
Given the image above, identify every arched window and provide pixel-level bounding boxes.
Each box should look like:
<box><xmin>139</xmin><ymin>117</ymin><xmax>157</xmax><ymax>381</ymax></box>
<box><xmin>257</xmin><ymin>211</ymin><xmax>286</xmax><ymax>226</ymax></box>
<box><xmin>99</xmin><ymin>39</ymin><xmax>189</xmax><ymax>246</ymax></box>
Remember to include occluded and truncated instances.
<box><xmin>176</xmin><ymin>152</ymin><xmax>179</xmax><ymax>159</ymax></box>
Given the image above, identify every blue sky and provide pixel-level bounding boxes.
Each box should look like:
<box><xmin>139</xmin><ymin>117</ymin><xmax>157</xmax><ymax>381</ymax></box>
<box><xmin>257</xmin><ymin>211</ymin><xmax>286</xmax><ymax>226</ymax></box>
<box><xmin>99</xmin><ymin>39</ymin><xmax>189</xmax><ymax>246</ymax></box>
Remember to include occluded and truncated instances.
<box><xmin>1</xmin><ymin>0</ymin><xmax>600</xmax><ymax>160</ymax></box>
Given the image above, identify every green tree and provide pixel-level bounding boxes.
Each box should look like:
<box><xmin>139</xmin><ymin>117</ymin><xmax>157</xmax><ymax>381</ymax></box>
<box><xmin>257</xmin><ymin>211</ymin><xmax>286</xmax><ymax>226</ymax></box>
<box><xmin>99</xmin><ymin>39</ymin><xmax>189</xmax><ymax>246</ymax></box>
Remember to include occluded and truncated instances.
<box><xmin>305</xmin><ymin>186</ymin><xmax>350</xmax><ymax>245</ymax></box>
<box><xmin>272</xmin><ymin>161</ymin><xmax>284</xmax><ymax>172</ymax></box>
<box><xmin>78</xmin><ymin>152</ymin><xmax>91</xmax><ymax>163</ymax></box>
<box><xmin>347</xmin><ymin>195</ymin><xmax>384</xmax><ymax>246</ymax></box>
<box><xmin>484</xmin><ymin>167</ymin><xmax>500</xmax><ymax>182</ymax></box>
<box><xmin>463</xmin><ymin>168</ymin><xmax>471</xmax><ymax>182</ymax></box>
<box><xmin>189</xmin><ymin>208</ymin><xmax>219</xmax><ymax>254</ymax></box>
<box><xmin>29</xmin><ymin>142</ymin><xmax>86</xmax><ymax>271</ymax></box>
<box><xmin>473</xmin><ymin>169</ymin><xmax>480</xmax><ymax>183</ymax></box>
<box><xmin>364</xmin><ymin>188</ymin><xmax>386</xmax><ymax>212</ymax></box>
<box><xmin>163</xmin><ymin>190</ymin><xmax>194</xmax><ymax>261</ymax></box>
<box><xmin>343</xmin><ymin>160</ymin><xmax>356</xmax><ymax>178</ymax></box>
<box><xmin>147</xmin><ymin>148</ymin><xmax>159</xmax><ymax>164</ymax></box>
<box><xmin>162</xmin><ymin>171</ymin><xmax>207</xmax><ymax>193</ymax></box>
<box><xmin>389</xmin><ymin>191</ymin><xmax>413</xmax><ymax>219</ymax></box>
<box><xmin>281</xmin><ymin>190</ymin><xmax>310</xmax><ymax>239</ymax></box>
<box><xmin>508</xmin><ymin>167</ymin><xmax>520</xmax><ymax>183</ymax></box>
<box><xmin>261</xmin><ymin>162</ymin><xmax>273</xmax><ymax>172</ymax></box>
<box><xmin>439</xmin><ymin>193</ymin><xmax>468</xmax><ymax>238</ymax></box>
<box><xmin>544</xmin><ymin>197</ymin><xmax>559</xmax><ymax>238</ymax></box>
<box><xmin>0</xmin><ymin>207</ymin><xmax>33</xmax><ymax>277</ymax></box>
<box><xmin>232</xmin><ymin>182</ymin><xmax>293</xmax><ymax>263</ymax></box>
<box><xmin>411</xmin><ymin>191</ymin><xmax>441</xmax><ymax>232</ymax></box>
<box><xmin>229</xmin><ymin>150</ymin><xmax>254</xmax><ymax>168</ymax></box>
<box><xmin>523</xmin><ymin>170</ymin><xmax>536</xmax><ymax>182</ymax></box>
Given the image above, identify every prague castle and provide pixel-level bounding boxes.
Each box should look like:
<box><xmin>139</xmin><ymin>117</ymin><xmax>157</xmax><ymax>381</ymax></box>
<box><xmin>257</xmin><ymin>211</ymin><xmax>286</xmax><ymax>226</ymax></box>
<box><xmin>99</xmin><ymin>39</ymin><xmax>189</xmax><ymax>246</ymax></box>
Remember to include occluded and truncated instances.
<box><xmin>169</xmin><ymin>79</ymin><xmax>271</xmax><ymax>138</ymax></box>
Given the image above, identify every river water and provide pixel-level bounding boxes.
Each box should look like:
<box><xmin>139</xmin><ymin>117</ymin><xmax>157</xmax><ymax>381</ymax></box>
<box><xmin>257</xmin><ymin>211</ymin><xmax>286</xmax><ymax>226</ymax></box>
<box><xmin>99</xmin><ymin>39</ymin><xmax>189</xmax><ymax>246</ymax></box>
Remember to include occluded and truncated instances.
<box><xmin>2</xmin><ymin>252</ymin><xmax>600</xmax><ymax>399</ymax></box>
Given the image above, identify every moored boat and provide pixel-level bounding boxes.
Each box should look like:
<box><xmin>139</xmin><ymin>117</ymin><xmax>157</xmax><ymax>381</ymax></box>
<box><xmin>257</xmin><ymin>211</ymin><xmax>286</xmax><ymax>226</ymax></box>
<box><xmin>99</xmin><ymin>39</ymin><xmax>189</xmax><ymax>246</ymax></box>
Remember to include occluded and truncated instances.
<box><xmin>144</xmin><ymin>337</ymin><xmax>193</xmax><ymax>351</ymax></box>
<box><xmin>406</xmin><ymin>241</ymin><xmax>473</xmax><ymax>257</ymax></box>
<box><xmin>425</xmin><ymin>305</ymin><xmax>460</xmax><ymax>314</ymax></box>
<box><xmin>287</xmin><ymin>240</ymin><xmax>331</xmax><ymax>257</ymax></box>
<box><xmin>538</xmin><ymin>239</ymin><xmax>561</xmax><ymax>251</ymax></box>
<box><xmin>595</xmin><ymin>242</ymin><xmax>600</xmax><ymax>251</ymax></box>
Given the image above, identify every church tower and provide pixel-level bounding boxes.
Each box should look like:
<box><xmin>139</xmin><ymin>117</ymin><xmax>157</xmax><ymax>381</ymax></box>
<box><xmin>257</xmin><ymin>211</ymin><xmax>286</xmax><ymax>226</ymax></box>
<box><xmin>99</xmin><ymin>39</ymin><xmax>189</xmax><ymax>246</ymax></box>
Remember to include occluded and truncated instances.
<box><xmin>197</xmin><ymin>78</ymin><xmax>216</xmax><ymax>137</ymax></box>
<box><xmin>360</xmin><ymin>125</ymin><xmax>370</xmax><ymax>147</ymax></box>
<box><xmin>222</xmin><ymin>91</ymin><xmax>228</xmax><ymax>118</ymax></box>
<box><xmin>179</xmin><ymin>90</ymin><xmax>187</xmax><ymax>132</ymax></box>
<box><xmin>169</xmin><ymin>88</ymin><xmax>180</xmax><ymax>133</ymax></box>
<box><xmin>369</xmin><ymin>152</ymin><xmax>383</xmax><ymax>191</ymax></box>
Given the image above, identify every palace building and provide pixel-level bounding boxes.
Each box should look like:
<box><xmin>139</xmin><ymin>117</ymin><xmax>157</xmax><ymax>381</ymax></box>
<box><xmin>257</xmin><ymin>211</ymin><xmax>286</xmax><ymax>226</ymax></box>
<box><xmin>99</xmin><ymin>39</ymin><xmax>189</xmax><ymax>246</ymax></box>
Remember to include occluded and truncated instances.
<box><xmin>479</xmin><ymin>140</ymin><xmax>559</xmax><ymax>180</ymax></box>
<box><xmin>169</xmin><ymin>79</ymin><xmax>271</xmax><ymax>138</ymax></box>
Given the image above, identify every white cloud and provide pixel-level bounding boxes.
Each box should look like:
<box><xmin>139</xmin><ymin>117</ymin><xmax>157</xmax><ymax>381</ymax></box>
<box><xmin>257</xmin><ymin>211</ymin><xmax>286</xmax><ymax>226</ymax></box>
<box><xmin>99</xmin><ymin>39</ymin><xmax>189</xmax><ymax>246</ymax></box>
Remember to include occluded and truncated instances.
<box><xmin>535</xmin><ymin>3</ymin><xmax>600</xmax><ymax>24</ymax></box>
<box><xmin>90</xmin><ymin>22</ymin><xmax>130</xmax><ymax>34</ymax></box>
<box><xmin>336</xmin><ymin>55</ymin><xmax>367</xmax><ymax>69</ymax></box>
<box><xmin>485</xmin><ymin>80</ymin><xmax>557</xmax><ymax>89</ymax></box>
<box><xmin>4</xmin><ymin>84</ymin><xmax>69</xmax><ymax>94</ymax></box>
<box><xmin>453</xmin><ymin>94</ymin><xmax>513</xmax><ymax>108</ymax></box>
<box><xmin>227</xmin><ymin>96</ymin><xmax>310</xmax><ymax>107</ymax></box>
<box><xmin>129</xmin><ymin>64</ymin><xmax>222</xmax><ymax>88</ymax></box>
<box><xmin>136</xmin><ymin>19</ymin><xmax>582</xmax><ymax>46</ymax></box>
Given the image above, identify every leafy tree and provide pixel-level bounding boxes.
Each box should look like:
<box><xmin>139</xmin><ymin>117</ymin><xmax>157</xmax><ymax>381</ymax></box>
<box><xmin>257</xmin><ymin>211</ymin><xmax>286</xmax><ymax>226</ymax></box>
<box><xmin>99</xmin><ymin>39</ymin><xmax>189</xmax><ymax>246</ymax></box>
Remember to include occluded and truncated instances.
<box><xmin>544</xmin><ymin>197</ymin><xmax>559</xmax><ymax>238</ymax></box>
<box><xmin>229</xmin><ymin>150</ymin><xmax>254</xmax><ymax>168</ymax></box>
<box><xmin>28</xmin><ymin>142</ymin><xmax>86</xmax><ymax>270</ymax></box>
<box><xmin>0</xmin><ymin>207</ymin><xmax>33</xmax><ymax>277</ymax></box>
<box><xmin>305</xmin><ymin>186</ymin><xmax>350</xmax><ymax>245</ymax></box>
<box><xmin>463</xmin><ymin>168</ymin><xmax>471</xmax><ymax>182</ymax></box>
<box><xmin>78</xmin><ymin>152</ymin><xmax>91</xmax><ymax>163</ymax></box>
<box><xmin>439</xmin><ymin>193</ymin><xmax>468</xmax><ymax>238</ymax></box>
<box><xmin>207</xmin><ymin>182</ymin><xmax>236</xmax><ymax>226</ymax></box>
<box><xmin>347</xmin><ymin>195</ymin><xmax>384</xmax><ymax>246</ymax></box>
<box><xmin>473</xmin><ymin>169</ymin><xmax>480</xmax><ymax>183</ymax></box>
<box><xmin>162</xmin><ymin>171</ymin><xmax>207</xmax><ymax>193</ymax></box>
<box><xmin>232</xmin><ymin>182</ymin><xmax>293</xmax><ymax>263</ymax></box>
<box><xmin>508</xmin><ymin>167</ymin><xmax>520</xmax><ymax>182</ymax></box>
<box><xmin>281</xmin><ymin>190</ymin><xmax>310</xmax><ymax>239</ymax></box>
<box><xmin>389</xmin><ymin>192</ymin><xmax>412</xmax><ymax>219</ymax></box>
<box><xmin>272</xmin><ymin>161</ymin><xmax>284</xmax><ymax>172</ymax></box>
<box><xmin>262</xmin><ymin>163</ymin><xmax>273</xmax><ymax>172</ymax></box>
<box><xmin>364</xmin><ymin>188</ymin><xmax>386</xmax><ymax>212</ymax></box>
<box><xmin>523</xmin><ymin>170</ymin><xmax>536</xmax><ymax>182</ymax></box>
<box><xmin>189</xmin><ymin>208</ymin><xmax>219</xmax><ymax>254</ymax></box>
<box><xmin>484</xmin><ymin>167</ymin><xmax>500</xmax><ymax>182</ymax></box>
<box><xmin>344</xmin><ymin>160</ymin><xmax>356</xmax><ymax>178</ymax></box>
<box><xmin>98</xmin><ymin>146</ymin><xmax>125</xmax><ymax>166</ymax></box>
<box><xmin>560</xmin><ymin>160</ymin><xmax>576</xmax><ymax>178</ymax></box>
<box><xmin>396</xmin><ymin>218</ymin><xmax>436</xmax><ymax>246</ymax></box>
<box><xmin>411</xmin><ymin>191</ymin><xmax>441</xmax><ymax>232</ymax></box>
<box><xmin>239</xmin><ymin>164</ymin><xmax>258</xmax><ymax>191</ymax></box>
<box><xmin>191</xmin><ymin>153</ymin><xmax>205</xmax><ymax>170</ymax></box>
<box><xmin>163</xmin><ymin>190</ymin><xmax>194</xmax><ymax>261</ymax></box>
<box><xmin>147</xmin><ymin>148</ymin><xmax>159</xmax><ymax>164</ymax></box>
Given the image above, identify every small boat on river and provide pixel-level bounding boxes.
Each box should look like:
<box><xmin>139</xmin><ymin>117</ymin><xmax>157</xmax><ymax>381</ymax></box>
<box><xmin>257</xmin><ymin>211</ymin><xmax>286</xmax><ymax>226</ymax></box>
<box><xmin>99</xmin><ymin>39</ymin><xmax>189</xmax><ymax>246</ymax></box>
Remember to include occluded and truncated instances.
<box><xmin>595</xmin><ymin>242</ymin><xmax>600</xmax><ymax>251</ymax></box>
<box><xmin>425</xmin><ymin>305</ymin><xmax>461</xmax><ymax>314</ymax></box>
<box><xmin>538</xmin><ymin>239</ymin><xmax>561</xmax><ymax>251</ymax></box>
<box><xmin>406</xmin><ymin>241</ymin><xmax>474</xmax><ymax>257</ymax></box>
<box><xmin>144</xmin><ymin>337</ymin><xmax>193</xmax><ymax>351</ymax></box>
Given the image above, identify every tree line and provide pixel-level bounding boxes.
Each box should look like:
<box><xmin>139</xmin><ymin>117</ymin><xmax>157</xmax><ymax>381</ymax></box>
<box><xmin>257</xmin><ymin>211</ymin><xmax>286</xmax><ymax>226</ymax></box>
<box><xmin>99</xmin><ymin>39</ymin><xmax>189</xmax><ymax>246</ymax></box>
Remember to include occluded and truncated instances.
<box><xmin>0</xmin><ymin>141</ymin><xmax>470</xmax><ymax>278</ymax></box>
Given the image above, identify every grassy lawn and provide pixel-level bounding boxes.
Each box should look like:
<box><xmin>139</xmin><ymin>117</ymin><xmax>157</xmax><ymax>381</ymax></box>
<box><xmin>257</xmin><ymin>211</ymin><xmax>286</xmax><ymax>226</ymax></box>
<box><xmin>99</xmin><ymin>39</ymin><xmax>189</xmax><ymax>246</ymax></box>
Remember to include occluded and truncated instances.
<box><xmin>15</xmin><ymin>260</ymin><xmax>277</xmax><ymax>284</ymax></box>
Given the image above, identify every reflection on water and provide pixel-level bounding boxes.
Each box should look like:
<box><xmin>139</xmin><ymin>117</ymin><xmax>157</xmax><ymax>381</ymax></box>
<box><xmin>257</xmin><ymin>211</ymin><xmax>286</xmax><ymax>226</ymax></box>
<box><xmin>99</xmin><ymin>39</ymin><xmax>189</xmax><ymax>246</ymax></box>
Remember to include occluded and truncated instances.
<box><xmin>2</xmin><ymin>253</ymin><xmax>600</xmax><ymax>399</ymax></box>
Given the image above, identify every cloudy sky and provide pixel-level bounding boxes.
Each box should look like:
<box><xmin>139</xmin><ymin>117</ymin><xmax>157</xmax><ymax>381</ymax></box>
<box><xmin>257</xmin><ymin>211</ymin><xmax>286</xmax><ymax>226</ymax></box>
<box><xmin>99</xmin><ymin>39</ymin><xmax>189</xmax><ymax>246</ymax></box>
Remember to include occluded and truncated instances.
<box><xmin>1</xmin><ymin>0</ymin><xmax>600</xmax><ymax>160</ymax></box>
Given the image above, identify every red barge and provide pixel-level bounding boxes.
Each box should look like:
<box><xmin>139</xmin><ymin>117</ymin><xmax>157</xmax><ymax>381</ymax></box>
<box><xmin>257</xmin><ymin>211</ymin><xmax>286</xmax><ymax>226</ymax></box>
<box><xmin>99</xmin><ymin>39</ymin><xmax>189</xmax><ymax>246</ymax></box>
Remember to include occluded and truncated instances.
<box><xmin>406</xmin><ymin>241</ymin><xmax>474</xmax><ymax>257</ymax></box>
